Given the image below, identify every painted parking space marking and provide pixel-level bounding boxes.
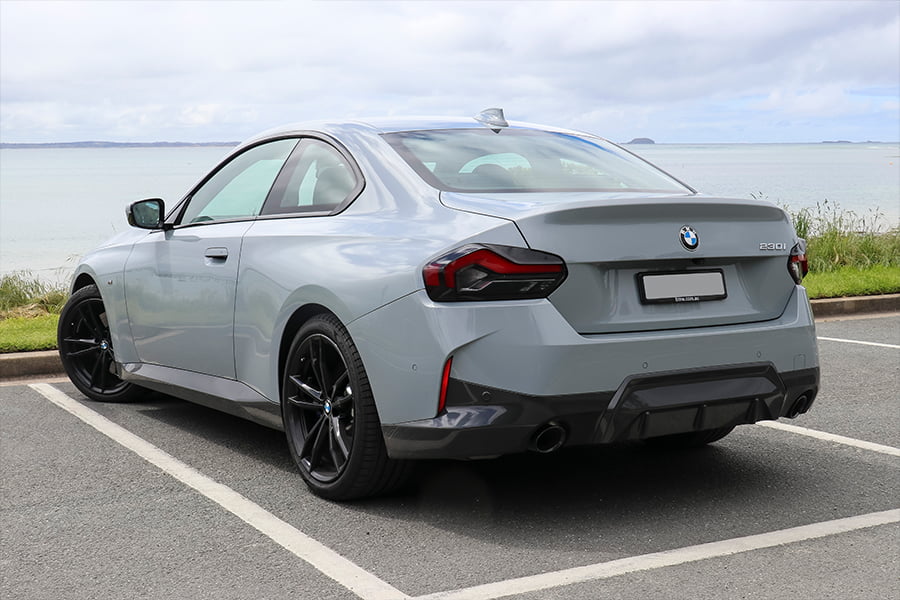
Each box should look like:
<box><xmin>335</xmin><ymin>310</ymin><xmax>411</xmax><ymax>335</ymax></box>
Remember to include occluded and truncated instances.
<box><xmin>817</xmin><ymin>336</ymin><xmax>900</xmax><ymax>349</ymax></box>
<box><xmin>30</xmin><ymin>383</ymin><xmax>900</xmax><ymax>600</ymax></box>
<box><xmin>412</xmin><ymin>509</ymin><xmax>900</xmax><ymax>600</ymax></box>
<box><xmin>757</xmin><ymin>421</ymin><xmax>900</xmax><ymax>457</ymax></box>
<box><xmin>29</xmin><ymin>383</ymin><xmax>410</xmax><ymax>600</ymax></box>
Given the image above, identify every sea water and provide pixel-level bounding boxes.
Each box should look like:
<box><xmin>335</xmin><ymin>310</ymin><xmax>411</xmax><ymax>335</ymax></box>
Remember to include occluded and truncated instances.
<box><xmin>0</xmin><ymin>146</ymin><xmax>229</xmax><ymax>280</ymax></box>
<box><xmin>1</xmin><ymin>143</ymin><xmax>898</xmax><ymax>281</ymax></box>
<box><xmin>637</xmin><ymin>143</ymin><xmax>900</xmax><ymax>224</ymax></box>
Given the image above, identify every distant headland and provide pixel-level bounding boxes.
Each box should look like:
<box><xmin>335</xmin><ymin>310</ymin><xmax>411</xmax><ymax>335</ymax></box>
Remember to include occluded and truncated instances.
<box><xmin>625</xmin><ymin>137</ymin><xmax>655</xmax><ymax>144</ymax></box>
<box><xmin>0</xmin><ymin>141</ymin><xmax>240</xmax><ymax>149</ymax></box>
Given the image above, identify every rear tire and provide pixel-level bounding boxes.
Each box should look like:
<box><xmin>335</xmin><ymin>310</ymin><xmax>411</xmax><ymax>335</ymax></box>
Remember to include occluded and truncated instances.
<box><xmin>281</xmin><ymin>314</ymin><xmax>410</xmax><ymax>500</ymax></box>
<box><xmin>643</xmin><ymin>426</ymin><xmax>735</xmax><ymax>448</ymax></box>
<box><xmin>57</xmin><ymin>284</ymin><xmax>141</xmax><ymax>402</ymax></box>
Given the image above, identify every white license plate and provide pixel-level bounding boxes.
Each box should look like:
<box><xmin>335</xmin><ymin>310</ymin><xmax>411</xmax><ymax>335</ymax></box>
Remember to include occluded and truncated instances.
<box><xmin>639</xmin><ymin>270</ymin><xmax>727</xmax><ymax>303</ymax></box>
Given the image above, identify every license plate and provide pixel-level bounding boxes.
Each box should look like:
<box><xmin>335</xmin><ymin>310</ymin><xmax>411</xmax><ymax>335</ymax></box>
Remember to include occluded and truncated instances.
<box><xmin>638</xmin><ymin>270</ymin><xmax>727</xmax><ymax>304</ymax></box>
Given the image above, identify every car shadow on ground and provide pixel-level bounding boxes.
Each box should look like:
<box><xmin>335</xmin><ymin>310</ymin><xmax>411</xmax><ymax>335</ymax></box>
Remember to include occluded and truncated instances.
<box><xmin>86</xmin><ymin>388</ymin><xmax>300</xmax><ymax>475</ymax></box>
<box><xmin>353</xmin><ymin>435</ymin><xmax>827</xmax><ymax>554</ymax></box>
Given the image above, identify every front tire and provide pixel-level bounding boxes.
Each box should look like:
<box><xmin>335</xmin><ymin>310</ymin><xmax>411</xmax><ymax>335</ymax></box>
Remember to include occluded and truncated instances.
<box><xmin>282</xmin><ymin>314</ymin><xmax>410</xmax><ymax>500</ymax></box>
<box><xmin>57</xmin><ymin>284</ymin><xmax>141</xmax><ymax>402</ymax></box>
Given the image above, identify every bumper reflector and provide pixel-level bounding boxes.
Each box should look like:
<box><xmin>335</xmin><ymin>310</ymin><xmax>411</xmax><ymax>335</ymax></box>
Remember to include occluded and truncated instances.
<box><xmin>438</xmin><ymin>357</ymin><xmax>453</xmax><ymax>415</ymax></box>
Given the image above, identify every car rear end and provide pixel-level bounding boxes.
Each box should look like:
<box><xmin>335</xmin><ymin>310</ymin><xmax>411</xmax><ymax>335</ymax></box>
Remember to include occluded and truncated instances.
<box><xmin>361</xmin><ymin>121</ymin><xmax>819</xmax><ymax>459</ymax></box>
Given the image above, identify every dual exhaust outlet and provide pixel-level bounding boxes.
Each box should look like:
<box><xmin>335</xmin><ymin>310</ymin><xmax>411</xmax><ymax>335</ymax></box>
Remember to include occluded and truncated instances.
<box><xmin>529</xmin><ymin>392</ymin><xmax>815</xmax><ymax>451</ymax></box>
<box><xmin>528</xmin><ymin>421</ymin><xmax>567</xmax><ymax>454</ymax></box>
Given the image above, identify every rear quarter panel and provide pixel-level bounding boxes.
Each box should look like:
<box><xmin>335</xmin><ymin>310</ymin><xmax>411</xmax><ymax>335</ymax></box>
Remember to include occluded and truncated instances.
<box><xmin>234</xmin><ymin>189</ymin><xmax>527</xmax><ymax>407</ymax></box>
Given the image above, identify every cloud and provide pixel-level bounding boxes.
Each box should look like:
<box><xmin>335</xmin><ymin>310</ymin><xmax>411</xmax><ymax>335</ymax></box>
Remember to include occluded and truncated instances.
<box><xmin>1</xmin><ymin>0</ymin><xmax>897</xmax><ymax>143</ymax></box>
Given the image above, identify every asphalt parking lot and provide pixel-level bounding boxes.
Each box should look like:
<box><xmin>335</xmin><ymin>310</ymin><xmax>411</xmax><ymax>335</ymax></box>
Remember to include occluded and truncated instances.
<box><xmin>2</xmin><ymin>314</ymin><xmax>898</xmax><ymax>600</ymax></box>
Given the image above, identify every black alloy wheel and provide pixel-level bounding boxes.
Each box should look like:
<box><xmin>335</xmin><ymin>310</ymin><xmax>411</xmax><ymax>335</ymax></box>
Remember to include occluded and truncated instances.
<box><xmin>288</xmin><ymin>333</ymin><xmax>355</xmax><ymax>482</ymax></box>
<box><xmin>57</xmin><ymin>284</ymin><xmax>140</xmax><ymax>402</ymax></box>
<box><xmin>282</xmin><ymin>314</ymin><xmax>410</xmax><ymax>500</ymax></box>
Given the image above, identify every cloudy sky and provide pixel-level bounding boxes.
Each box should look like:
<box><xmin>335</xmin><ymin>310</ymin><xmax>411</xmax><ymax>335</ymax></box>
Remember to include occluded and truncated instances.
<box><xmin>1</xmin><ymin>0</ymin><xmax>898</xmax><ymax>144</ymax></box>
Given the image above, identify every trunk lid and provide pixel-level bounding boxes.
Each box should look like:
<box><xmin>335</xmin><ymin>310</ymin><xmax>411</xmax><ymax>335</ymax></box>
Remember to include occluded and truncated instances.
<box><xmin>441</xmin><ymin>191</ymin><xmax>800</xmax><ymax>334</ymax></box>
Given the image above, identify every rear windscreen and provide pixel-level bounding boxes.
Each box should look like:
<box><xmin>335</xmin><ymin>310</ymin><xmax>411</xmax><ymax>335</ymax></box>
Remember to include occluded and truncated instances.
<box><xmin>383</xmin><ymin>128</ymin><xmax>691</xmax><ymax>194</ymax></box>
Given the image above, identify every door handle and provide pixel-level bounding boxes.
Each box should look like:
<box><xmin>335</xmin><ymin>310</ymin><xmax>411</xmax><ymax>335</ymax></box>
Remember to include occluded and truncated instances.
<box><xmin>205</xmin><ymin>247</ymin><xmax>229</xmax><ymax>259</ymax></box>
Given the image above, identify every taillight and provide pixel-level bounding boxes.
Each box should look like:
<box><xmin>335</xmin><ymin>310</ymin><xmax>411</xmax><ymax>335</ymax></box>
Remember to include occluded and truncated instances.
<box><xmin>788</xmin><ymin>239</ymin><xmax>809</xmax><ymax>284</ymax></box>
<box><xmin>423</xmin><ymin>244</ymin><xmax>567</xmax><ymax>301</ymax></box>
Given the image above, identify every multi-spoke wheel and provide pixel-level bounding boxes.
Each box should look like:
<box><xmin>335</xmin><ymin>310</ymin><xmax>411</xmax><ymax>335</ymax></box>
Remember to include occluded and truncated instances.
<box><xmin>57</xmin><ymin>284</ymin><xmax>140</xmax><ymax>402</ymax></box>
<box><xmin>282</xmin><ymin>314</ymin><xmax>410</xmax><ymax>500</ymax></box>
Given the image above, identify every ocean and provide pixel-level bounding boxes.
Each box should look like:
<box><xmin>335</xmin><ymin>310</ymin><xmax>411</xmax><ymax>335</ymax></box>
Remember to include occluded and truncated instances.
<box><xmin>1</xmin><ymin>143</ymin><xmax>898</xmax><ymax>282</ymax></box>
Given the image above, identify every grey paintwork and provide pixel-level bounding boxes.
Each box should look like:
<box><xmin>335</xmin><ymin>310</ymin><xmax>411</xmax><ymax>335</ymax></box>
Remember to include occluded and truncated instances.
<box><xmin>124</xmin><ymin>221</ymin><xmax>252</xmax><ymax>379</ymax></box>
<box><xmin>348</xmin><ymin>286</ymin><xmax>816</xmax><ymax>425</ymax></box>
<box><xmin>68</xmin><ymin>116</ymin><xmax>819</xmax><ymax>436</ymax></box>
<box><xmin>442</xmin><ymin>191</ymin><xmax>799</xmax><ymax>333</ymax></box>
<box><xmin>234</xmin><ymin>203</ymin><xmax>524</xmax><ymax>404</ymax></box>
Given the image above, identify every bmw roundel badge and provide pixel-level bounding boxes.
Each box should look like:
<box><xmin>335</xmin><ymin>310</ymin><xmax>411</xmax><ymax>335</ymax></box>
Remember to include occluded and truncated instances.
<box><xmin>680</xmin><ymin>225</ymin><xmax>699</xmax><ymax>250</ymax></box>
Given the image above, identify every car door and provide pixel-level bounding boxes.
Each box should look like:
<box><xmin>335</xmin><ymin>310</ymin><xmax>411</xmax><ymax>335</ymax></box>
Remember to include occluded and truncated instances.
<box><xmin>123</xmin><ymin>138</ymin><xmax>298</xmax><ymax>378</ymax></box>
<box><xmin>232</xmin><ymin>138</ymin><xmax>364</xmax><ymax>400</ymax></box>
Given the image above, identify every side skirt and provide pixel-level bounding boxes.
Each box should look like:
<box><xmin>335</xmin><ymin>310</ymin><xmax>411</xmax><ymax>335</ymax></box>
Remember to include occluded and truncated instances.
<box><xmin>118</xmin><ymin>362</ymin><xmax>284</xmax><ymax>431</ymax></box>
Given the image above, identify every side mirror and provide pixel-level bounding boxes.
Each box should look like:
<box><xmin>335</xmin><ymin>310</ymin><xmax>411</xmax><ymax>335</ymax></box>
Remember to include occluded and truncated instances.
<box><xmin>127</xmin><ymin>198</ymin><xmax>167</xmax><ymax>230</ymax></box>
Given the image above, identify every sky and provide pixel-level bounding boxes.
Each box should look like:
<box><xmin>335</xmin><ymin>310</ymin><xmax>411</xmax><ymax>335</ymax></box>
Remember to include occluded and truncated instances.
<box><xmin>1</xmin><ymin>0</ymin><xmax>898</xmax><ymax>144</ymax></box>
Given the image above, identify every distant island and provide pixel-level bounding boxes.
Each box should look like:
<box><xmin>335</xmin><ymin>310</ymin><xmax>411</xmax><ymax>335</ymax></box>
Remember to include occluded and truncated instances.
<box><xmin>820</xmin><ymin>140</ymin><xmax>853</xmax><ymax>144</ymax></box>
<box><xmin>0</xmin><ymin>141</ymin><xmax>239</xmax><ymax>149</ymax></box>
<box><xmin>626</xmin><ymin>137</ymin><xmax>655</xmax><ymax>144</ymax></box>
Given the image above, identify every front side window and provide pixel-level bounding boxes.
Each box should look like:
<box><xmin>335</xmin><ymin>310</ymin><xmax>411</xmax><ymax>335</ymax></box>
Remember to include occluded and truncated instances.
<box><xmin>384</xmin><ymin>128</ymin><xmax>691</xmax><ymax>194</ymax></box>
<box><xmin>179</xmin><ymin>138</ymin><xmax>298</xmax><ymax>225</ymax></box>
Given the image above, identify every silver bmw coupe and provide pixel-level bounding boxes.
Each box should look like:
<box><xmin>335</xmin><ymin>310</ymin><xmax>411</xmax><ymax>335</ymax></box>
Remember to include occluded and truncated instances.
<box><xmin>58</xmin><ymin>109</ymin><xmax>819</xmax><ymax>500</ymax></box>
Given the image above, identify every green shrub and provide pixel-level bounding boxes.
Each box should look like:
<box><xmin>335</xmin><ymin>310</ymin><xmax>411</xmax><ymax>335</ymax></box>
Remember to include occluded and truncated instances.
<box><xmin>0</xmin><ymin>272</ymin><xmax>68</xmax><ymax>317</ymax></box>
<box><xmin>782</xmin><ymin>201</ymin><xmax>900</xmax><ymax>273</ymax></box>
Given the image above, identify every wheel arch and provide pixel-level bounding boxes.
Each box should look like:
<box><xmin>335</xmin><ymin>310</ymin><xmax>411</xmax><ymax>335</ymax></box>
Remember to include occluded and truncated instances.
<box><xmin>277</xmin><ymin>303</ymin><xmax>337</xmax><ymax>401</ymax></box>
<box><xmin>71</xmin><ymin>272</ymin><xmax>97</xmax><ymax>294</ymax></box>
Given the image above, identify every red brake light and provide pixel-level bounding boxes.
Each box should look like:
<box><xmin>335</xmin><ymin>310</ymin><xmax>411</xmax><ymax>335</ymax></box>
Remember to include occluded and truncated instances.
<box><xmin>423</xmin><ymin>244</ymin><xmax>567</xmax><ymax>302</ymax></box>
<box><xmin>788</xmin><ymin>240</ymin><xmax>809</xmax><ymax>283</ymax></box>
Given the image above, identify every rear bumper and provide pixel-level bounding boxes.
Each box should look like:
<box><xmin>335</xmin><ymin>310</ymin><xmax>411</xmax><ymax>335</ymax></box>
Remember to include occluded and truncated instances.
<box><xmin>382</xmin><ymin>364</ymin><xmax>819</xmax><ymax>459</ymax></box>
<box><xmin>351</xmin><ymin>286</ymin><xmax>818</xmax><ymax>427</ymax></box>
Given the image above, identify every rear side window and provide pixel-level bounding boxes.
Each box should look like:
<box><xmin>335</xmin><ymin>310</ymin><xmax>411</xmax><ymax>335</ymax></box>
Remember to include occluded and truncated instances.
<box><xmin>262</xmin><ymin>139</ymin><xmax>359</xmax><ymax>215</ymax></box>
<box><xmin>384</xmin><ymin>128</ymin><xmax>690</xmax><ymax>194</ymax></box>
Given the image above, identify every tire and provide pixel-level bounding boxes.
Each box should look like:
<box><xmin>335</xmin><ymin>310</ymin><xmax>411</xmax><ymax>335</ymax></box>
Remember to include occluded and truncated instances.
<box><xmin>643</xmin><ymin>425</ymin><xmax>735</xmax><ymax>449</ymax></box>
<box><xmin>57</xmin><ymin>284</ymin><xmax>142</xmax><ymax>402</ymax></box>
<box><xmin>281</xmin><ymin>314</ymin><xmax>411</xmax><ymax>501</ymax></box>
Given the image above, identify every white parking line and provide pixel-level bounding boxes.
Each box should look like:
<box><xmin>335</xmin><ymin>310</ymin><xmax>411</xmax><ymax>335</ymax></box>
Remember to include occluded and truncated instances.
<box><xmin>29</xmin><ymin>383</ymin><xmax>410</xmax><ymax>600</ymax></box>
<box><xmin>817</xmin><ymin>336</ymin><xmax>900</xmax><ymax>349</ymax></box>
<box><xmin>412</xmin><ymin>509</ymin><xmax>900</xmax><ymax>600</ymax></box>
<box><xmin>757</xmin><ymin>421</ymin><xmax>900</xmax><ymax>457</ymax></box>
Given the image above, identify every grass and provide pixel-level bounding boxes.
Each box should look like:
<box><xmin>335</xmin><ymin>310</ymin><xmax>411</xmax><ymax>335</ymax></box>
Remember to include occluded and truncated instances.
<box><xmin>803</xmin><ymin>265</ymin><xmax>900</xmax><ymax>299</ymax></box>
<box><xmin>786</xmin><ymin>201</ymin><xmax>900</xmax><ymax>298</ymax></box>
<box><xmin>1</xmin><ymin>201</ymin><xmax>898</xmax><ymax>354</ymax></box>
<box><xmin>0</xmin><ymin>272</ymin><xmax>67</xmax><ymax>317</ymax></box>
<box><xmin>0</xmin><ymin>273</ymin><xmax>67</xmax><ymax>354</ymax></box>
<box><xmin>780</xmin><ymin>199</ymin><xmax>900</xmax><ymax>273</ymax></box>
<box><xmin>0</xmin><ymin>314</ymin><xmax>59</xmax><ymax>353</ymax></box>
